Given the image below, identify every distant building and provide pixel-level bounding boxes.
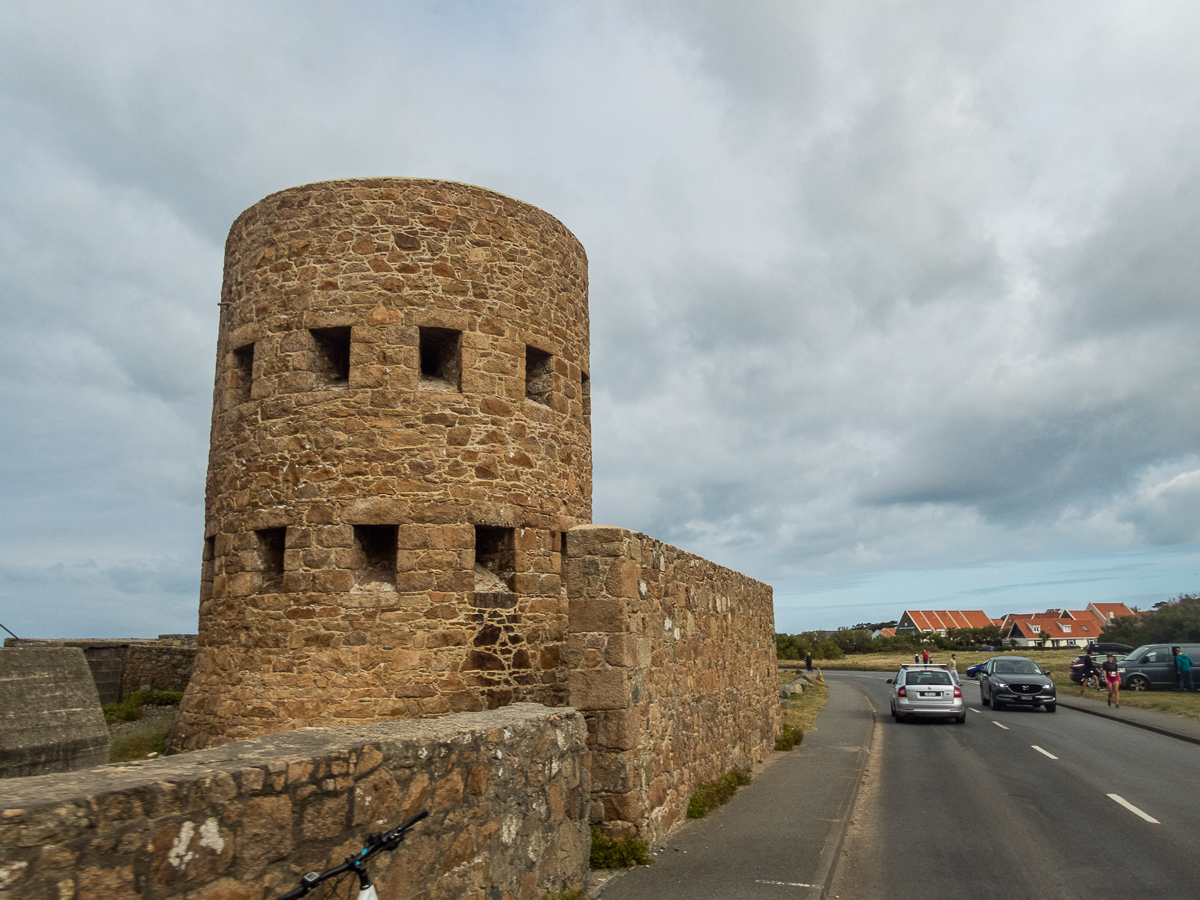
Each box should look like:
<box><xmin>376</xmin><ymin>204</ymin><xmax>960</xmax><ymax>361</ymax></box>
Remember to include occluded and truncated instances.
<box><xmin>1001</xmin><ymin>605</ymin><xmax>1135</xmax><ymax>648</ymax></box>
<box><xmin>896</xmin><ymin>610</ymin><xmax>994</xmax><ymax>635</ymax></box>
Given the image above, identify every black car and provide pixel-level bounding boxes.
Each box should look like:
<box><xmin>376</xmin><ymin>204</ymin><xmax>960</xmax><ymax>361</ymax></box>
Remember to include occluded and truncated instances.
<box><xmin>979</xmin><ymin>656</ymin><xmax>1057</xmax><ymax>712</ymax></box>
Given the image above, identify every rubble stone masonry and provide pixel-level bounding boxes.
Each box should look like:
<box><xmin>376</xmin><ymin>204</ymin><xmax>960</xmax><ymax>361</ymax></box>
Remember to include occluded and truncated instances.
<box><xmin>565</xmin><ymin>526</ymin><xmax>779</xmax><ymax>843</ymax></box>
<box><xmin>0</xmin><ymin>704</ymin><xmax>588</xmax><ymax>900</ymax></box>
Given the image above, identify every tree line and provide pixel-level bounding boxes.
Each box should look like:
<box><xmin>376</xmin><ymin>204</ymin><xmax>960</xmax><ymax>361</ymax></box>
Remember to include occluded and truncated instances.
<box><xmin>1101</xmin><ymin>594</ymin><xmax>1200</xmax><ymax>646</ymax></box>
<box><xmin>776</xmin><ymin>624</ymin><xmax>1005</xmax><ymax>659</ymax></box>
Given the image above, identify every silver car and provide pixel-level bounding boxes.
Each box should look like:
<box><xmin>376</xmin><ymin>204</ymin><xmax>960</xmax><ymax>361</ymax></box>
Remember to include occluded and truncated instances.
<box><xmin>888</xmin><ymin>665</ymin><xmax>967</xmax><ymax>723</ymax></box>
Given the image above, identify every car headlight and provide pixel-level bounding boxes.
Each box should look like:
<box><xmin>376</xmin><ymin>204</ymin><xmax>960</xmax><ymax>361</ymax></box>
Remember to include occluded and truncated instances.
<box><xmin>993</xmin><ymin>681</ymin><xmax>1007</xmax><ymax>689</ymax></box>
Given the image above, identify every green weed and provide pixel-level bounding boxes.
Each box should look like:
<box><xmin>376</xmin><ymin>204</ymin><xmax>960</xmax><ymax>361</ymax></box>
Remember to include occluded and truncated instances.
<box><xmin>687</xmin><ymin>768</ymin><xmax>752</xmax><ymax>818</ymax></box>
<box><xmin>775</xmin><ymin>723</ymin><xmax>802</xmax><ymax>751</ymax></box>
<box><xmin>102</xmin><ymin>689</ymin><xmax>183</xmax><ymax>724</ymax></box>
<box><xmin>589</xmin><ymin>829</ymin><xmax>652</xmax><ymax>868</ymax></box>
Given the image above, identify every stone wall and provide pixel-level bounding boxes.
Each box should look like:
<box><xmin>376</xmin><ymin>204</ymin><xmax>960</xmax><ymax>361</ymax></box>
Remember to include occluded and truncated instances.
<box><xmin>121</xmin><ymin>646</ymin><xmax>196</xmax><ymax>697</ymax></box>
<box><xmin>564</xmin><ymin>526</ymin><xmax>779</xmax><ymax>843</ymax></box>
<box><xmin>0</xmin><ymin>647</ymin><xmax>109</xmax><ymax>779</ymax></box>
<box><xmin>3</xmin><ymin>639</ymin><xmax>197</xmax><ymax>706</ymax></box>
<box><xmin>0</xmin><ymin>704</ymin><xmax>588</xmax><ymax>900</ymax></box>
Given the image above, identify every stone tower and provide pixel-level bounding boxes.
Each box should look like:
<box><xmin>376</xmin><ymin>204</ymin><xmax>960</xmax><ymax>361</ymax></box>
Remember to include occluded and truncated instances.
<box><xmin>170</xmin><ymin>179</ymin><xmax>591</xmax><ymax>749</ymax></box>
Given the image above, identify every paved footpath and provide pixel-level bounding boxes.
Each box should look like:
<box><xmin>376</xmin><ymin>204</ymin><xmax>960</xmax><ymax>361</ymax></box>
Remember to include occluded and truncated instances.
<box><xmin>595</xmin><ymin>678</ymin><xmax>874</xmax><ymax>900</ymax></box>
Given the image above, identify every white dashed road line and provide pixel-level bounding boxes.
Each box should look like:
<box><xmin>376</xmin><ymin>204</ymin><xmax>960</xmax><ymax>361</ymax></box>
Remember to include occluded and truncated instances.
<box><xmin>1108</xmin><ymin>794</ymin><xmax>1160</xmax><ymax>824</ymax></box>
<box><xmin>992</xmin><ymin>721</ymin><xmax>1009</xmax><ymax>730</ymax></box>
<box><xmin>1032</xmin><ymin>745</ymin><xmax>1058</xmax><ymax>759</ymax></box>
<box><xmin>968</xmin><ymin>708</ymin><xmax>981</xmax><ymax>714</ymax></box>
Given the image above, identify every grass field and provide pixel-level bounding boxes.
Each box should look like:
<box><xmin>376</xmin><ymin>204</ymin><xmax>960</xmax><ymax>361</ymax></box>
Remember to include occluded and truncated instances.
<box><xmin>779</xmin><ymin>677</ymin><xmax>829</xmax><ymax>736</ymax></box>
<box><xmin>780</xmin><ymin>650</ymin><xmax>1200</xmax><ymax>724</ymax></box>
<box><xmin>109</xmin><ymin>710</ymin><xmax>176</xmax><ymax>762</ymax></box>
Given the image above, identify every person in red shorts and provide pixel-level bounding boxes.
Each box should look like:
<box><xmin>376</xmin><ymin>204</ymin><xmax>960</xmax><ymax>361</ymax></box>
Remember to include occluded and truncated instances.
<box><xmin>1102</xmin><ymin>653</ymin><xmax>1121</xmax><ymax>707</ymax></box>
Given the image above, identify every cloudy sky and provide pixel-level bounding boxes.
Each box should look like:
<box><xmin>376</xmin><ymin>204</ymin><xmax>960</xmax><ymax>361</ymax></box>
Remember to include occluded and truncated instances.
<box><xmin>3</xmin><ymin>0</ymin><xmax>1200</xmax><ymax>638</ymax></box>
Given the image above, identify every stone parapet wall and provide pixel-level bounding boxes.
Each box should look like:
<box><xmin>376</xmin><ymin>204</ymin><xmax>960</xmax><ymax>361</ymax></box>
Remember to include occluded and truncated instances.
<box><xmin>564</xmin><ymin>526</ymin><xmax>779</xmax><ymax>844</ymax></box>
<box><xmin>0</xmin><ymin>704</ymin><xmax>589</xmax><ymax>900</ymax></box>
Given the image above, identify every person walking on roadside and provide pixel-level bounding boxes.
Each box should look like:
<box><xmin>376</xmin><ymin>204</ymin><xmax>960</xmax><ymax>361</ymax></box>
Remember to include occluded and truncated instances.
<box><xmin>1173</xmin><ymin>646</ymin><xmax>1195</xmax><ymax>692</ymax></box>
<box><xmin>922</xmin><ymin>649</ymin><xmax>930</xmax><ymax>665</ymax></box>
<box><xmin>948</xmin><ymin>654</ymin><xmax>958</xmax><ymax>673</ymax></box>
<box><xmin>1079</xmin><ymin>650</ymin><xmax>1100</xmax><ymax>694</ymax></box>
<box><xmin>805</xmin><ymin>651</ymin><xmax>813</xmax><ymax>673</ymax></box>
<box><xmin>1102</xmin><ymin>653</ymin><xmax>1121</xmax><ymax>707</ymax></box>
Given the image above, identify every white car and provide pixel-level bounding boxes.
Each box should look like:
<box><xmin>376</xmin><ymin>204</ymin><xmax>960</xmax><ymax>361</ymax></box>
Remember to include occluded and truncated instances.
<box><xmin>887</xmin><ymin>664</ymin><xmax>967</xmax><ymax>723</ymax></box>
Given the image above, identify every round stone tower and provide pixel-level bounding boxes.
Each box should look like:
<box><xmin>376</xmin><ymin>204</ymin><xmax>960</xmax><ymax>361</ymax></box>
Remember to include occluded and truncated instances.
<box><xmin>170</xmin><ymin>179</ymin><xmax>591</xmax><ymax>750</ymax></box>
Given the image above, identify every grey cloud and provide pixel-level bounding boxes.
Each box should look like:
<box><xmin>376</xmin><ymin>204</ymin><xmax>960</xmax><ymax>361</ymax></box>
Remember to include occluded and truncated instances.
<box><xmin>5</xmin><ymin>0</ymin><xmax>1200</xmax><ymax>636</ymax></box>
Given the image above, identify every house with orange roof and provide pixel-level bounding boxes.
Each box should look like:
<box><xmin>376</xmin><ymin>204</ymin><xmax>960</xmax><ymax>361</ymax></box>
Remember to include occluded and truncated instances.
<box><xmin>896</xmin><ymin>610</ymin><xmax>995</xmax><ymax>635</ymax></box>
<box><xmin>1004</xmin><ymin>615</ymin><xmax>1105</xmax><ymax>649</ymax></box>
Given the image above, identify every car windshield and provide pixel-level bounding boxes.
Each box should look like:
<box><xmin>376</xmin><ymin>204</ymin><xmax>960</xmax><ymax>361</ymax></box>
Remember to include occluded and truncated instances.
<box><xmin>994</xmin><ymin>659</ymin><xmax>1042</xmax><ymax>676</ymax></box>
<box><xmin>908</xmin><ymin>671</ymin><xmax>952</xmax><ymax>686</ymax></box>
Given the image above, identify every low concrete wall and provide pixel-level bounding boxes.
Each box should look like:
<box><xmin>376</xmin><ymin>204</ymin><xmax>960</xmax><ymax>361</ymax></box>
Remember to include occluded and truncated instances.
<box><xmin>0</xmin><ymin>647</ymin><xmax>109</xmax><ymax>779</ymax></box>
<box><xmin>0</xmin><ymin>703</ymin><xmax>588</xmax><ymax>900</ymax></box>
<box><xmin>565</xmin><ymin>525</ymin><xmax>779</xmax><ymax>843</ymax></box>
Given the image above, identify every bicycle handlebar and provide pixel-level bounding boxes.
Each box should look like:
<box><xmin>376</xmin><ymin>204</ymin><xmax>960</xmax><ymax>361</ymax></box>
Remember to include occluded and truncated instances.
<box><xmin>276</xmin><ymin>809</ymin><xmax>429</xmax><ymax>900</ymax></box>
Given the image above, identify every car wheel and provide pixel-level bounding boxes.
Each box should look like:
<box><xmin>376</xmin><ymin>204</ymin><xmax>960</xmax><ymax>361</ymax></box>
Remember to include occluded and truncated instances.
<box><xmin>1045</xmin><ymin>703</ymin><xmax>1056</xmax><ymax>713</ymax></box>
<box><xmin>1128</xmin><ymin>675</ymin><xmax>1151</xmax><ymax>692</ymax></box>
<box><xmin>981</xmin><ymin>690</ymin><xmax>990</xmax><ymax>707</ymax></box>
<box><xmin>956</xmin><ymin>714</ymin><xmax>966</xmax><ymax>724</ymax></box>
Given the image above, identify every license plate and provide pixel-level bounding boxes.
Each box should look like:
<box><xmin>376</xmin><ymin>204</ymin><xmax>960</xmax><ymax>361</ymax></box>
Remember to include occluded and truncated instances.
<box><xmin>920</xmin><ymin>691</ymin><xmax>940</xmax><ymax>697</ymax></box>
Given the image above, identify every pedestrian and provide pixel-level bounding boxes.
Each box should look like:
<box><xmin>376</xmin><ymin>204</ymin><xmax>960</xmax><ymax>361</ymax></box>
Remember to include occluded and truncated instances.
<box><xmin>1102</xmin><ymin>653</ymin><xmax>1121</xmax><ymax>707</ymax></box>
<box><xmin>948</xmin><ymin>654</ymin><xmax>957</xmax><ymax>673</ymax></box>
<box><xmin>805</xmin><ymin>651</ymin><xmax>813</xmax><ymax>673</ymax></box>
<box><xmin>914</xmin><ymin>652</ymin><xmax>920</xmax><ymax>664</ymax></box>
<box><xmin>922</xmin><ymin>649</ymin><xmax>930</xmax><ymax>665</ymax></box>
<box><xmin>1173</xmin><ymin>646</ymin><xmax>1195</xmax><ymax>692</ymax></box>
<box><xmin>1079</xmin><ymin>650</ymin><xmax>1099</xmax><ymax>694</ymax></box>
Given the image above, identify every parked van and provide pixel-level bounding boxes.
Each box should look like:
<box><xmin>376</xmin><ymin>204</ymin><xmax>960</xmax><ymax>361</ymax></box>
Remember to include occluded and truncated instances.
<box><xmin>1118</xmin><ymin>643</ymin><xmax>1200</xmax><ymax>691</ymax></box>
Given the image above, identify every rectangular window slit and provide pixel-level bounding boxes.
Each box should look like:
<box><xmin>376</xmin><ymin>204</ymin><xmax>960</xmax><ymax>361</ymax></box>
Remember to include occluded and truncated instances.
<box><xmin>354</xmin><ymin>524</ymin><xmax>397</xmax><ymax>590</ymax></box>
<box><xmin>256</xmin><ymin>527</ymin><xmax>286</xmax><ymax>587</ymax></box>
<box><xmin>474</xmin><ymin>525</ymin><xmax>515</xmax><ymax>593</ymax></box>
<box><xmin>311</xmin><ymin>326</ymin><xmax>352</xmax><ymax>385</ymax></box>
<box><xmin>581</xmin><ymin>372</ymin><xmax>591</xmax><ymax>426</ymax></box>
<box><xmin>525</xmin><ymin>346</ymin><xmax>553</xmax><ymax>406</ymax></box>
<box><xmin>418</xmin><ymin>327</ymin><xmax>463</xmax><ymax>391</ymax></box>
<box><xmin>232</xmin><ymin>343</ymin><xmax>254</xmax><ymax>403</ymax></box>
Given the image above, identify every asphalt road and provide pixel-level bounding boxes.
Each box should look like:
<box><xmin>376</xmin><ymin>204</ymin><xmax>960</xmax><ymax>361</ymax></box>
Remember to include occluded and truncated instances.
<box><xmin>827</xmin><ymin>671</ymin><xmax>1200</xmax><ymax>899</ymax></box>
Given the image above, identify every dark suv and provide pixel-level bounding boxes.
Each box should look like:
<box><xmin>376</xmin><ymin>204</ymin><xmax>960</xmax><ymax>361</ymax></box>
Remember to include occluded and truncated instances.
<box><xmin>979</xmin><ymin>656</ymin><xmax>1057</xmax><ymax>712</ymax></box>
